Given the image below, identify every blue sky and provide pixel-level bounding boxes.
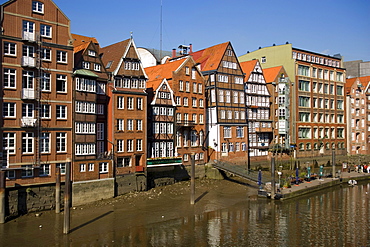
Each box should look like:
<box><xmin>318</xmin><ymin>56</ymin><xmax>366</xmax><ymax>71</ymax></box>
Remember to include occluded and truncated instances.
<box><xmin>6</xmin><ymin>0</ymin><xmax>370</xmax><ymax>61</ymax></box>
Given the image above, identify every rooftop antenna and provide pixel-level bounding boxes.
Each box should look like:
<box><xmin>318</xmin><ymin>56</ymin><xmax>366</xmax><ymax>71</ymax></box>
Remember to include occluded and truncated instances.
<box><xmin>160</xmin><ymin>0</ymin><xmax>163</xmax><ymax>59</ymax></box>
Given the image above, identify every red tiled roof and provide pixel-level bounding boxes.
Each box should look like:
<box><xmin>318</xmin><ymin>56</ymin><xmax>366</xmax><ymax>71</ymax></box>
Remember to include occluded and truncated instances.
<box><xmin>100</xmin><ymin>39</ymin><xmax>131</xmax><ymax>72</ymax></box>
<box><xmin>72</xmin><ymin>34</ymin><xmax>98</xmax><ymax>47</ymax></box>
<box><xmin>346</xmin><ymin>76</ymin><xmax>370</xmax><ymax>93</ymax></box>
<box><xmin>263</xmin><ymin>66</ymin><xmax>284</xmax><ymax>83</ymax></box>
<box><xmin>239</xmin><ymin>60</ymin><xmax>258</xmax><ymax>80</ymax></box>
<box><xmin>191</xmin><ymin>42</ymin><xmax>230</xmax><ymax>71</ymax></box>
<box><xmin>145</xmin><ymin>58</ymin><xmax>188</xmax><ymax>89</ymax></box>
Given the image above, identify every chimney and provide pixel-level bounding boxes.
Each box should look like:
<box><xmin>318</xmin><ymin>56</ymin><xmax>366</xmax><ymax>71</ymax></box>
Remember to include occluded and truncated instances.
<box><xmin>172</xmin><ymin>48</ymin><xmax>176</xmax><ymax>58</ymax></box>
<box><xmin>189</xmin><ymin>44</ymin><xmax>193</xmax><ymax>54</ymax></box>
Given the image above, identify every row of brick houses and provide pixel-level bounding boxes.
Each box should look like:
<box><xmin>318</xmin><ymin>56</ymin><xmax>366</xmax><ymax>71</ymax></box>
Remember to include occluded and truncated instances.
<box><xmin>1</xmin><ymin>0</ymin><xmax>362</xmax><ymax>190</ymax></box>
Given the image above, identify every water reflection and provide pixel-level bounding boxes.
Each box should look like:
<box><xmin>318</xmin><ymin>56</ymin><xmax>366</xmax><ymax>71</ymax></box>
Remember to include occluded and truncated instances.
<box><xmin>119</xmin><ymin>183</ymin><xmax>369</xmax><ymax>246</ymax></box>
<box><xmin>1</xmin><ymin>182</ymin><xmax>369</xmax><ymax>246</ymax></box>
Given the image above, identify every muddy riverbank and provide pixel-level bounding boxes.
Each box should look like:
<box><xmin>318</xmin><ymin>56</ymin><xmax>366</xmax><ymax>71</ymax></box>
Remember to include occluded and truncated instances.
<box><xmin>1</xmin><ymin>177</ymin><xmax>258</xmax><ymax>246</ymax></box>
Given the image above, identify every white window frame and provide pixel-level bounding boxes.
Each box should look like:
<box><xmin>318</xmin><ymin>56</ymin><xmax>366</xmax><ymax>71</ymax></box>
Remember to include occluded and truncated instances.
<box><xmin>56</xmin><ymin>50</ymin><xmax>67</xmax><ymax>63</ymax></box>
<box><xmin>56</xmin><ymin>105</ymin><xmax>67</xmax><ymax>119</ymax></box>
<box><xmin>40</xmin><ymin>24</ymin><xmax>52</xmax><ymax>38</ymax></box>
<box><xmin>40</xmin><ymin>132</ymin><xmax>50</xmax><ymax>153</ymax></box>
<box><xmin>3</xmin><ymin>102</ymin><xmax>16</xmax><ymax>118</ymax></box>
<box><xmin>4</xmin><ymin>68</ymin><xmax>16</xmax><ymax>88</ymax></box>
<box><xmin>32</xmin><ymin>1</ymin><xmax>44</xmax><ymax>14</ymax></box>
<box><xmin>22</xmin><ymin>132</ymin><xmax>34</xmax><ymax>154</ymax></box>
<box><xmin>4</xmin><ymin>42</ymin><xmax>16</xmax><ymax>56</ymax></box>
<box><xmin>99</xmin><ymin>162</ymin><xmax>109</xmax><ymax>173</ymax></box>
<box><xmin>56</xmin><ymin>132</ymin><xmax>67</xmax><ymax>153</ymax></box>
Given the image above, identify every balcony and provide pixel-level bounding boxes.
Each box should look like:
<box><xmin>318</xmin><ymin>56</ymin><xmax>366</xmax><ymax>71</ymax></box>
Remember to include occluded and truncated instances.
<box><xmin>22</xmin><ymin>88</ymin><xmax>35</xmax><ymax>99</ymax></box>
<box><xmin>22</xmin><ymin>31</ymin><xmax>35</xmax><ymax>42</ymax></box>
<box><xmin>255</xmin><ymin>126</ymin><xmax>272</xmax><ymax>132</ymax></box>
<box><xmin>176</xmin><ymin>120</ymin><xmax>195</xmax><ymax>128</ymax></box>
<box><xmin>278</xmin><ymin>120</ymin><xmax>289</xmax><ymax>134</ymax></box>
<box><xmin>22</xmin><ymin>56</ymin><xmax>35</xmax><ymax>67</ymax></box>
<box><xmin>147</xmin><ymin>157</ymin><xmax>182</xmax><ymax>167</ymax></box>
<box><xmin>21</xmin><ymin>117</ymin><xmax>37</xmax><ymax>127</ymax></box>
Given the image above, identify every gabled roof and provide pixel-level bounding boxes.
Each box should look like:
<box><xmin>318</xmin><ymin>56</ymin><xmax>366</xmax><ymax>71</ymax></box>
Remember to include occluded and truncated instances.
<box><xmin>346</xmin><ymin>76</ymin><xmax>370</xmax><ymax>94</ymax></box>
<box><xmin>263</xmin><ymin>66</ymin><xmax>284</xmax><ymax>82</ymax></box>
<box><xmin>100</xmin><ymin>39</ymin><xmax>131</xmax><ymax>73</ymax></box>
<box><xmin>72</xmin><ymin>34</ymin><xmax>98</xmax><ymax>47</ymax></box>
<box><xmin>191</xmin><ymin>42</ymin><xmax>230</xmax><ymax>71</ymax></box>
<box><xmin>145</xmin><ymin>57</ymin><xmax>189</xmax><ymax>89</ymax></box>
<box><xmin>239</xmin><ymin>59</ymin><xmax>258</xmax><ymax>79</ymax></box>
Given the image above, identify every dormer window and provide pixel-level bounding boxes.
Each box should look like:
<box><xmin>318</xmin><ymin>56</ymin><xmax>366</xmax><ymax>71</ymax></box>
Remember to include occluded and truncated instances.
<box><xmin>32</xmin><ymin>1</ymin><xmax>44</xmax><ymax>14</ymax></box>
<box><xmin>94</xmin><ymin>63</ymin><xmax>101</xmax><ymax>71</ymax></box>
<box><xmin>83</xmin><ymin>61</ymin><xmax>90</xmax><ymax>69</ymax></box>
<box><xmin>88</xmin><ymin>50</ymin><xmax>96</xmax><ymax>57</ymax></box>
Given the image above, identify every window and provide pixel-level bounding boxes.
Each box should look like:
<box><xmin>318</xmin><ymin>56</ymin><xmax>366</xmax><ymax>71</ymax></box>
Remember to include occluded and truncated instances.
<box><xmin>32</xmin><ymin>1</ymin><xmax>44</xmax><ymax>13</ymax></box>
<box><xmin>136</xmin><ymin>119</ymin><xmax>142</xmax><ymax>131</ymax></box>
<box><xmin>192</xmin><ymin>98</ymin><xmax>197</xmax><ymax>107</ymax></box>
<box><xmin>298</xmin><ymin>128</ymin><xmax>311</xmax><ymax>139</ymax></box>
<box><xmin>127</xmin><ymin>140</ymin><xmax>133</xmax><ymax>152</ymax></box>
<box><xmin>88</xmin><ymin>50</ymin><xmax>96</xmax><ymax>57</ymax></box>
<box><xmin>137</xmin><ymin>98</ymin><xmax>143</xmax><ymax>110</ymax></box>
<box><xmin>117</xmin><ymin>140</ymin><xmax>124</xmax><ymax>152</ymax></box>
<box><xmin>298</xmin><ymin>80</ymin><xmax>310</xmax><ymax>91</ymax></box>
<box><xmin>22</xmin><ymin>21</ymin><xmax>35</xmax><ymax>40</ymax></box>
<box><xmin>192</xmin><ymin>114</ymin><xmax>197</xmax><ymax>123</ymax></box>
<box><xmin>39</xmin><ymin>104</ymin><xmax>50</xmax><ymax>119</ymax></box>
<box><xmin>56</xmin><ymin>74</ymin><xmax>67</xmax><ymax>92</ymax></box>
<box><xmin>57</xmin><ymin>51</ymin><xmax>67</xmax><ymax>63</ymax></box>
<box><xmin>75</xmin><ymin>101</ymin><xmax>96</xmax><ymax>114</ymax></box>
<box><xmin>99</xmin><ymin>162</ymin><xmax>108</xmax><ymax>173</ymax></box>
<box><xmin>117</xmin><ymin>157</ymin><xmax>131</xmax><ymax>167</ymax></box>
<box><xmin>219</xmin><ymin>90</ymin><xmax>224</xmax><ymax>102</ymax></box>
<box><xmin>79</xmin><ymin>164</ymin><xmax>86</xmax><ymax>172</ymax></box>
<box><xmin>199</xmin><ymin>114</ymin><xmax>204</xmax><ymax>124</ymax></box>
<box><xmin>137</xmin><ymin>139</ymin><xmax>143</xmax><ymax>151</ymax></box>
<box><xmin>88</xmin><ymin>163</ymin><xmax>94</xmax><ymax>171</ymax></box>
<box><xmin>40</xmin><ymin>48</ymin><xmax>51</xmax><ymax>61</ymax></box>
<box><xmin>75</xmin><ymin>143</ymin><xmax>95</xmax><ymax>155</ymax></box>
<box><xmin>56</xmin><ymin>105</ymin><xmax>67</xmax><ymax>119</ymax></box>
<box><xmin>298</xmin><ymin>65</ymin><xmax>310</xmax><ymax>77</ymax></box>
<box><xmin>127</xmin><ymin>97</ymin><xmax>134</xmax><ymax>110</ymax></box>
<box><xmin>22</xmin><ymin>132</ymin><xmax>34</xmax><ymax>154</ymax></box>
<box><xmin>229</xmin><ymin>142</ymin><xmax>234</xmax><ymax>152</ymax></box>
<box><xmin>4</xmin><ymin>68</ymin><xmax>16</xmax><ymax>88</ymax></box>
<box><xmin>198</xmin><ymin>83</ymin><xmax>203</xmax><ymax>93</ymax></box>
<box><xmin>40</xmin><ymin>24</ymin><xmax>52</xmax><ymax>38</ymax></box>
<box><xmin>82</xmin><ymin>61</ymin><xmax>90</xmax><ymax>69</ymax></box>
<box><xmin>185</xmin><ymin>81</ymin><xmax>190</xmax><ymax>92</ymax></box>
<box><xmin>179</xmin><ymin>80</ymin><xmax>184</xmax><ymax>91</ymax></box>
<box><xmin>226</xmin><ymin>91</ymin><xmax>231</xmax><ymax>103</ymax></box>
<box><xmin>236</xmin><ymin>126</ymin><xmax>244</xmax><ymax>138</ymax></box>
<box><xmin>184</xmin><ymin>97</ymin><xmax>189</xmax><ymax>106</ymax></box>
<box><xmin>94</xmin><ymin>63</ymin><xmax>101</xmax><ymax>71</ymax></box>
<box><xmin>117</xmin><ymin>96</ymin><xmax>124</xmax><ymax>109</ymax></box>
<box><xmin>176</xmin><ymin>96</ymin><xmax>181</xmax><ymax>105</ymax></box>
<box><xmin>127</xmin><ymin>119</ymin><xmax>134</xmax><ymax>131</ymax></box>
<box><xmin>56</xmin><ymin>132</ymin><xmax>67</xmax><ymax>152</ymax></box>
<box><xmin>3</xmin><ymin>133</ymin><xmax>16</xmax><ymax>154</ymax></box>
<box><xmin>4</xmin><ymin>42</ymin><xmax>16</xmax><ymax>56</ymax></box>
<box><xmin>41</xmin><ymin>72</ymin><xmax>51</xmax><ymax>91</ymax></box>
<box><xmin>22</xmin><ymin>70</ymin><xmax>34</xmax><ymax>89</ymax></box>
<box><xmin>192</xmin><ymin>68</ymin><xmax>196</xmax><ymax>79</ymax></box>
<box><xmin>224</xmin><ymin>127</ymin><xmax>231</xmax><ymax>138</ymax></box>
<box><xmin>221</xmin><ymin>143</ymin><xmax>227</xmax><ymax>152</ymax></box>
<box><xmin>3</xmin><ymin>103</ymin><xmax>16</xmax><ymax>117</ymax></box>
<box><xmin>298</xmin><ymin>96</ymin><xmax>310</xmax><ymax>107</ymax></box>
<box><xmin>193</xmin><ymin>82</ymin><xmax>197</xmax><ymax>93</ymax></box>
<box><xmin>97</xmin><ymin>123</ymin><xmax>104</xmax><ymax>140</ymax></box>
<box><xmin>40</xmin><ymin>132</ymin><xmax>50</xmax><ymax>153</ymax></box>
<box><xmin>39</xmin><ymin>164</ymin><xmax>50</xmax><ymax>176</ymax></box>
<box><xmin>185</xmin><ymin>66</ymin><xmax>190</xmax><ymax>75</ymax></box>
<box><xmin>56</xmin><ymin>163</ymin><xmax>66</xmax><ymax>175</ymax></box>
<box><xmin>22</xmin><ymin>165</ymin><xmax>33</xmax><ymax>178</ymax></box>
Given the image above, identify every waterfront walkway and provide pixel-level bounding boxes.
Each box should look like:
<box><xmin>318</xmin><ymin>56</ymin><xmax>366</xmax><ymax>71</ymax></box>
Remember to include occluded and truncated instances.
<box><xmin>277</xmin><ymin>171</ymin><xmax>370</xmax><ymax>200</ymax></box>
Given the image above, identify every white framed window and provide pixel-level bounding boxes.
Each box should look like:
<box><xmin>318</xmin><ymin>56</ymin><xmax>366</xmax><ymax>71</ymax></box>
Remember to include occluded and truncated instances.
<box><xmin>75</xmin><ymin>143</ymin><xmax>95</xmax><ymax>155</ymax></box>
<box><xmin>117</xmin><ymin>119</ymin><xmax>124</xmax><ymax>131</ymax></box>
<box><xmin>192</xmin><ymin>98</ymin><xmax>197</xmax><ymax>107</ymax></box>
<box><xmin>4</xmin><ymin>68</ymin><xmax>16</xmax><ymax>88</ymax></box>
<box><xmin>56</xmin><ymin>132</ymin><xmax>67</xmax><ymax>152</ymax></box>
<box><xmin>56</xmin><ymin>50</ymin><xmax>67</xmax><ymax>63</ymax></box>
<box><xmin>99</xmin><ymin>162</ymin><xmax>108</xmax><ymax>173</ymax></box>
<box><xmin>220</xmin><ymin>110</ymin><xmax>226</xmax><ymax>119</ymax></box>
<box><xmin>94</xmin><ymin>63</ymin><xmax>101</xmax><ymax>71</ymax></box>
<box><xmin>21</xmin><ymin>165</ymin><xmax>33</xmax><ymax>177</ymax></box>
<box><xmin>82</xmin><ymin>61</ymin><xmax>90</xmax><ymax>69</ymax></box>
<box><xmin>32</xmin><ymin>1</ymin><xmax>44</xmax><ymax>14</ymax></box>
<box><xmin>3</xmin><ymin>132</ymin><xmax>16</xmax><ymax>154</ymax></box>
<box><xmin>56</xmin><ymin>105</ymin><xmax>67</xmax><ymax>119</ymax></box>
<box><xmin>117</xmin><ymin>96</ymin><xmax>124</xmax><ymax>109</ymax></box>
<box><xmin>192</xmin><ymin>114</ymin><xmax>197</xmax><ymax>123</ymax></box>
<box><xmin>137</xmin><ymin>98</ymin><xmax>143</xmax><ymax>110</ymax></box>
<box><xmin>41</xmin><ymin>72</ymin><xmax>51</xmax><ymax>91</ymax></box>
<box><xmin>183</xmin><ymin>97</ymin><xmax>189</xmax><ymax>106</ymax></box>
<box><xmin>56</xmin><ymin>74</ymin><xmax>67</xmax><ymax>93</ymax></box>
<box><xmin>136</xmin><ymin>119</ymin><xmax>142</xmax><ymax>131</ymax></box>
<box><xmin>3</xmin><ymin>102</ymin><xmax>16</xmax><ymax>118</ymax></box>
<box><xmin>39</xmin><ymin>164</ymin><xmax>50</xmax><ymax>176</ymax></box>
<box><xmin>199</xmin><ymin>114</ymin><xmax>204</xmax><ymax>124</ymax></box>
<box><xmin>97</xmin><ymin>104</ymin><xmax>104</xmax><ymax>115</ymax></box>
<box><xmin>40</xmin><ymin>132</ymin><xmax>50</xmax><ymax>153</ymax></box>
<box><xmin>56</xmin><ymin>163</ymin><xmax>66</xmax><ymax>175</ymax></box>
<box><xmin>88</xmin><ymin>50</ymin><xmax>96</xmax><ymax>57</ymax></box>
<box><xmin>176</xmin><ymin>96</ymin><xmax>181</xmax><ymax>105</ymax></box>
<box><xmin>185</xmin><ymin>81</ymin><xmax>190</xmax><ymax>92</ymax></box>
<box><xmin>22</xmin><ymin>21</ymin><xmax>35</xmax><ymax>41</ymax></box>
<box><xmin>80</xmin><ymin>164</ymin><xmax>86</xmax><ymax>172</ymax></box>
<box><xmin>179</xmin><ymin>80</ymin><xmax>184</xmax><ymax>91</ymax></box>
<box><xmin>40</xmin><ymin>104</ymin><xmax>51</xmax><ymax>119</ymax></box>
<box><xmin>128</xmin><ymin>97</ymin><xmax>134</xmax><ymax>110</ymax></box>
<box><xmin>88</xmin><ymin>163</ymin><xmax>94</xmax><ymax>171</ymax></box>
<box><xmin>193</xmin><ymin>82</ymin><xmax>197</xmax><ymax>93</ymax></box>
<box><xmin>198</xmin><ymin>83</ymin><xmax>203</xmax><ymax>93</ymax></box>
<box><xmin>199</xmin><ymin>99</ymin><xmax>204</xmax><ymax>108</ymax></box>
<box><xmin>184</xmin><ymin>154</ymin><xmax>189</xmax><ymax>161</ymax></box>
<box><xmin>127</xmin><ymin>119</ymin><xmax>134</xmax><ymax>131</ymax></box>
<box><xmin>117</xmin><ymin>139</ymin><xmax>124</xmax><ymax>152</ymax></box>
<box><xmin>127</xmin><ymin>139</ymin><xmax>134</xmax><ymax>152</ymax></box>
<box><xmin>22</xmin><ymin>132</ymin><xmax>34</xmax><ymax>154</ymax></box>
<box><xmin>75</xmin><ymin>101</ymin><xmax>96</xmax><ymax>114</ymax></box>
<box><xmin>75</xmin><ymin>122</ymin><xmax>95</xmax><ymax>134</ymax></box>
<box><xmin>137</xmin><ymin>139</ymin><xmax>143</xmax><ymax>151</ymax></box>
<box><xmin>224</xmin><ymin>127</ymin><xmax>231</xmax><ymax>138</ymax></box>
<box><xmin>40</xmin><ymin>24</ymin><xmax>52</xmax><ymax>38</ymax></box>
<box><xmin>4</xmin><ymin>42</ymin><xmax>16</xmax><ymax>56</ymax></box>
<box><xmin>22</xmin><ymin>103</ymin><xmax>34</xmax><ymax>118</ymax></box>
<box><xmin>226</xmin><ymin>91</ymin><xmax>231</xmax><ymax>103</ymax></box>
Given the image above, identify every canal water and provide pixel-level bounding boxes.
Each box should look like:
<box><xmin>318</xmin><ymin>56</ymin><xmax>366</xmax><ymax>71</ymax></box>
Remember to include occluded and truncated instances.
<box><xmin>0</xmin><ymin>179</ymin><xmax>369</xmax><ymax>246</ymax></box>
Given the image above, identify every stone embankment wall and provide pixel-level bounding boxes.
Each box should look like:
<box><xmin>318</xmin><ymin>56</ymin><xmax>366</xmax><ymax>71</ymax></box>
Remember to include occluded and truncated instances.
<box><xmin>6</xmin><ymin>183</ymin><xmax>64</xmax><ymax>218</ymax></box>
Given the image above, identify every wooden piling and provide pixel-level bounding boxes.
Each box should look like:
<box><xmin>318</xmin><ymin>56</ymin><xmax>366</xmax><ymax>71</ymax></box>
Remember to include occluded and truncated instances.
<box><xmin>190</xmin><ymin>153</ymin><xmax>195</xmax><ymax>205</ymax></box>
<box><xmin>63</xmin><ymin>160</ymin><xmax>71</xmax><ymax>234</ymax></box>
<box><xmin>55</xmin><ymin>167</ymin><xmax>61</xmax><ymax>214</ymax></box>
<box><xmin>0</xmin><ymin>171</ymin><xmax>5</xmax><ymax>223</ymax></box>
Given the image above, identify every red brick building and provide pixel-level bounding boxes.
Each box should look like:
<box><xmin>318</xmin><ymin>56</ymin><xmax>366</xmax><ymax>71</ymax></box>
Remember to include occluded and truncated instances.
<box><xmin>71</xmin><ymin>34</ymin><xmax>111</xmax><ymax>181</ymax></box>
<box><xmin>145</xmin><ymin>56</ymin><xmax>206</xmax><ymax>166</ymax></box>
<box><xmin>101</xmin><ymin>38</ymin><xmax>148</xmax><ymax>176</ymax></box>
<box><xmin>1</xmin><ymin>0</ymin><xmax>74</xmax><ymax>186</ymax></box>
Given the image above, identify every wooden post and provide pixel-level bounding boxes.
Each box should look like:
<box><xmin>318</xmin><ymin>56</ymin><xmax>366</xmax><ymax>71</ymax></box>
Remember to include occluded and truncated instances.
<box><xmin>55</xmin><ymin>167</ymin><xmax>61</xmax><ymax>214</ymax></box>
<box><xmin>271</xmin><ymin>157</ymin><xmax>275</xmax><ymax>199</ymax></box>
<box><xmin>0</xmin><ymin>171</ymin><xmax>6</xmax><ymax>223</ymax></box>
<box><xmin>190</xmin><ymin>153</ymin><xmax>195</xmax><ymax>205</ymax></box>
<box><xmin>332</xmin><ymin>151</ymin><xmax>336</xmax><ymax>178</ymax></box>
<box><xmin>63</xmin><ymin>160</ymin><xmax>71</xmax><ymax>234</ymax></box>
